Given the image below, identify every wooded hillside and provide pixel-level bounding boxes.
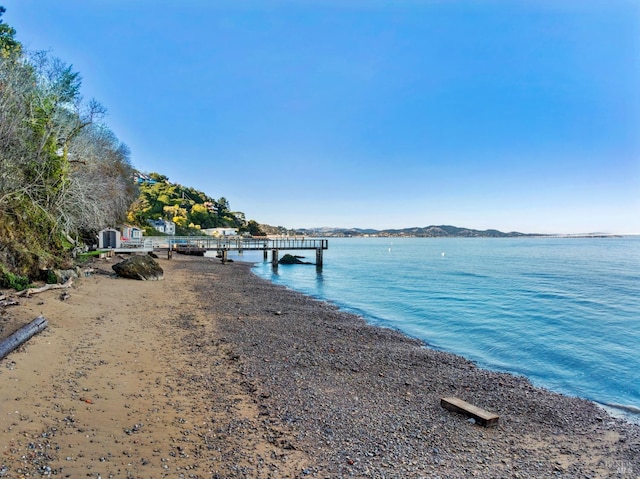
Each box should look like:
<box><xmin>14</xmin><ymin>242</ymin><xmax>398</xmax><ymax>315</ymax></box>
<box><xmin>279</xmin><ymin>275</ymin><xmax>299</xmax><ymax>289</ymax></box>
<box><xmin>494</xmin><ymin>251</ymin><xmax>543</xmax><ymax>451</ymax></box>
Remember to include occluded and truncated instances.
<box><xmin>0</xmin><ymin>6</ymin><xmax>137</xmax><ymax>285</ymax></box>
<box><xmin>127</xmin><ymin>172</ymin><xmax>263</xmax><ymax>237</ymax></box>
<box><xmin>0</xmin><ymin>7</ymin><xmax>262</xmax><ymax>287</ymax></box>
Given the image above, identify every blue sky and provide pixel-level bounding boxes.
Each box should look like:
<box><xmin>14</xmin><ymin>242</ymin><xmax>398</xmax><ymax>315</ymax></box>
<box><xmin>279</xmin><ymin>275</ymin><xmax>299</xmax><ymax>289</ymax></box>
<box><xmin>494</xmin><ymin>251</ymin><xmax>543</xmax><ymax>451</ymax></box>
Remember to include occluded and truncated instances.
<box><xmin>6</xmin><ymin>0</ymin><xmax>639</xmax><ymax>233</ymax></box>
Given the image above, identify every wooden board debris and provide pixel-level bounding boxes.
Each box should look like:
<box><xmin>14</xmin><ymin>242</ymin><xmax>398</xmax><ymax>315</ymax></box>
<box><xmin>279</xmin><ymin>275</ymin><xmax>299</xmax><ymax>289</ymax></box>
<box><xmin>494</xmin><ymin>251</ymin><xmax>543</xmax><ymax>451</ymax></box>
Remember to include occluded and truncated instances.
<box><xmin>440</xmin><ymin>396</ymin><xmax>499</xmax><ymax>427</ymax></box>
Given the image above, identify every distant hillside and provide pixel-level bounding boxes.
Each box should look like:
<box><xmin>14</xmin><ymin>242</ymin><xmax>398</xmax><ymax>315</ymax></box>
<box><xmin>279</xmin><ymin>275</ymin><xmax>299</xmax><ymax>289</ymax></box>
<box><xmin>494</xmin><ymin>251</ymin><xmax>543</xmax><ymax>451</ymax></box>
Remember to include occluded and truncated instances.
<box><xmin>291</xmin><ymin>225</ymin><xmax>535</xmax><ymax>238</ymax></box>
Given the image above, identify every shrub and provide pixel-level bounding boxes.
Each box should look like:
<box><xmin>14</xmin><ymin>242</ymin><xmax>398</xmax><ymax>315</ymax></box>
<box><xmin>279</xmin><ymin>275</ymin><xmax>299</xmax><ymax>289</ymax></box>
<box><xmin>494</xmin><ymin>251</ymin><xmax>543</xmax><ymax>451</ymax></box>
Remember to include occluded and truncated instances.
<box><xmin>0</xmin><ymin>265</ymin><xmax>31</xmax><ymax>291</ymax></box>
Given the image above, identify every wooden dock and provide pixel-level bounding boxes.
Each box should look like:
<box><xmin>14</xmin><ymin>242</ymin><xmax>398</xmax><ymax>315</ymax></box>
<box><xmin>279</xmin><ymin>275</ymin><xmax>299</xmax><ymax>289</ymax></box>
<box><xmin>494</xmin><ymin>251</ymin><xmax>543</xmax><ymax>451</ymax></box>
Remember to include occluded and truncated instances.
<box><xmin>147</xmin><ymin>237</ymin><xmax>329</xmax><ymax>267</ymax></box>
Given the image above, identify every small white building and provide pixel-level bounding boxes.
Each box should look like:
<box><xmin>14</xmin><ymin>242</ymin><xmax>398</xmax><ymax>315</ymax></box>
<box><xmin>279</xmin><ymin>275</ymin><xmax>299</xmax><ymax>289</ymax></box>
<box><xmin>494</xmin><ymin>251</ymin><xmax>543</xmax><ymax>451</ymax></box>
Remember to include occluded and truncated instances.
<box><xmin>148</xmin><ymin>219</ymin><xmax>176</xmax><ymax>235</ymax></box>
<box><xmin>98</xmin><ymin>228</ymin><xmax>121</xmax><ymax>249</ymax></box>
<box><xmin>202</xmin><ymin>227</ymin><xmax>238</xmax><ymax>237</ymax></box>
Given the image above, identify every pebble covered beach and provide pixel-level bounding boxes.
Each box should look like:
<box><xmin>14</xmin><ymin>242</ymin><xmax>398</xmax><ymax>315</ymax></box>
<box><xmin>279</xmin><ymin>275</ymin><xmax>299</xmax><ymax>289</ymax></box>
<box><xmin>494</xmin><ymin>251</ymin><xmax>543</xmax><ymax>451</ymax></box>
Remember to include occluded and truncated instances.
<box><xmin>0</xmin><ymin>255</ymin><xmax>638</xmax><ymax>478</ymax></box>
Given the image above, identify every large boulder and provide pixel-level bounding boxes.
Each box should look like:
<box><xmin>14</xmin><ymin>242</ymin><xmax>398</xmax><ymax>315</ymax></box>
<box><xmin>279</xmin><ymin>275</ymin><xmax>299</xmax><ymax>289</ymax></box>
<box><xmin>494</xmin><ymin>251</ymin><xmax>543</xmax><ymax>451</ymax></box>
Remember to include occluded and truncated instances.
<box><xmin>112</xmin><ymin>255</ymin><xmax>164</xmax><ymax>281</ymax></box>
<box><xmin>278</xmin><ymin>254</ymin><xmax>311</xmax><ymax>265</ymax></box>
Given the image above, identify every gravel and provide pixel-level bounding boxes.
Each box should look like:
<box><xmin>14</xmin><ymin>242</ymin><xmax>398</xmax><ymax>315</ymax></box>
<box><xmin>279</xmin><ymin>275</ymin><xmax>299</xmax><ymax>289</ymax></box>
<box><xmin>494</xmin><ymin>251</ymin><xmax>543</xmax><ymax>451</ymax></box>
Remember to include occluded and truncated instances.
<box><xmin>180</xmin><ymin>258</ymin><xmax>640</xmax><ymax>478</ymax></box>
<box><xmin>2</xmin><ymin>255</ymin><xmax>637</xmax><ymax>479</ymax></box>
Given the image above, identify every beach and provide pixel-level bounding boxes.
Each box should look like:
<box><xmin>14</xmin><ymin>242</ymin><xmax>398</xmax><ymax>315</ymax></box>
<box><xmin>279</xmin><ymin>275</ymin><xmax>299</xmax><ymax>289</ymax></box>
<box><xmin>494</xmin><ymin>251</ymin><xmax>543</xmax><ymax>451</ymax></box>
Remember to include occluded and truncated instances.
<box><xmin>1</xmin><ymin>254</ymin><xmax>639</xmax><ymax>478</ymax></box>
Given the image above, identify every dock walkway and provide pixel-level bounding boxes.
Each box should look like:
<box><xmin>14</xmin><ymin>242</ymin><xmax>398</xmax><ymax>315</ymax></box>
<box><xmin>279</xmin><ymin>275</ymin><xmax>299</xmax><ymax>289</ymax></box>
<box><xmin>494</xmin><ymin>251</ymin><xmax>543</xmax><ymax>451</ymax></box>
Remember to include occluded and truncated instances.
<box><xmin>138</xmin><ymin>237</ymin><xmax>329</xmax><ymax>267</ymax></box>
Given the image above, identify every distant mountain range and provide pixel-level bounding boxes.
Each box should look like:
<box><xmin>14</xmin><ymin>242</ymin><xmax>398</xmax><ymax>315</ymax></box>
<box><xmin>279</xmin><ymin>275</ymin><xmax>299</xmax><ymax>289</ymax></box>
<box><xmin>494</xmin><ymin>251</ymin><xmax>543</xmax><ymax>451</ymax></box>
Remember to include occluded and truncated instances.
<box><xmin>293</xmin><ymin>225</ymin><xmax>534</xmax><ymax>238</ymax></box>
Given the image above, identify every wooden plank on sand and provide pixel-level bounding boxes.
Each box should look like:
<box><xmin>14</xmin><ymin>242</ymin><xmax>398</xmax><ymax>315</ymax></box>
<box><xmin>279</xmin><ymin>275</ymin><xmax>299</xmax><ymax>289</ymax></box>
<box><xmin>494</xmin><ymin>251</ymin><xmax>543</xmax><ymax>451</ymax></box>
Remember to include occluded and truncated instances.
<box><xmin>440</xmin><ymin>396</ymin><xmax>499</xmax><ymax>427</ymax></box>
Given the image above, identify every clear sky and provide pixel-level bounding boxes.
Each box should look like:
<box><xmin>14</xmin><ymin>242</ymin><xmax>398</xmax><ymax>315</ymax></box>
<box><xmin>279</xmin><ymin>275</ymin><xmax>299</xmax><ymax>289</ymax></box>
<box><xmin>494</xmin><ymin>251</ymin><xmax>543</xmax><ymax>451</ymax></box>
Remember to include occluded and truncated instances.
<box><xmin>5</xmin><ymin>0</ymin><xmax>640</xmax><ymax>234</ymax></box>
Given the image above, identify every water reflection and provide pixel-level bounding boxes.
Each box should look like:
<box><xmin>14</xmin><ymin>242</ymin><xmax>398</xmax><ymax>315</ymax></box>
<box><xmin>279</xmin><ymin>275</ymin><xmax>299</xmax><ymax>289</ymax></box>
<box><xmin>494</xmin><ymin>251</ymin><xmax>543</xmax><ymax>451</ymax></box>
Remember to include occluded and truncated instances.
<box><xmin>315</xmin><ymin>269</ymin><xmax>324</xmax><ymax>291</ymax></box>
<box><xmin>271</xmin><ymin>262</ymin><xmax>280</xmax><ymax>276</ymax></box>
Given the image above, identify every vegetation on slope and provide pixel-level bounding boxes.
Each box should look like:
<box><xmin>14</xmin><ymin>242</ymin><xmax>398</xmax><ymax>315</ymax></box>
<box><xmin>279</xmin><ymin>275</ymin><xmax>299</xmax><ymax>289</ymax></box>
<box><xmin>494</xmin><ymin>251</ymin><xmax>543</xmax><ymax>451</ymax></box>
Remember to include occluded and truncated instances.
<box><xmin>127</xmin><ymin>172</ymin><xmax>264</xmax><ymax>236</ymax></box>
<box><xmin>0</xmin><ymin>7</ymin><xmax>264</xmax><ymax>286</ymax></box>
<box><xmin>0</xmin><ymin>7</ymin><xmax>136</xmax><ymax>283</ymax></box>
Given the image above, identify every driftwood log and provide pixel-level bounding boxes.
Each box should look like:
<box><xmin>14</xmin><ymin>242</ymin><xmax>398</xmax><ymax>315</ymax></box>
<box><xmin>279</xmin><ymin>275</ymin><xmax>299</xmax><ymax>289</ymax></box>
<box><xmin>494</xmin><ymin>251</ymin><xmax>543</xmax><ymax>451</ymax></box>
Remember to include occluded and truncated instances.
<box><xmin>0</xmin><ymin>315</ymin><xmax>48</xmax><ymax>360</ymax></box>
<box><xmin>16</xmin><ymin>277</ymin><xmax>73</xmax><ymax>297</ymax></box>
<box><xmin>0</xmin><ymin>295</ymin><xmax>19</xmax><ymax>307</ymax></box>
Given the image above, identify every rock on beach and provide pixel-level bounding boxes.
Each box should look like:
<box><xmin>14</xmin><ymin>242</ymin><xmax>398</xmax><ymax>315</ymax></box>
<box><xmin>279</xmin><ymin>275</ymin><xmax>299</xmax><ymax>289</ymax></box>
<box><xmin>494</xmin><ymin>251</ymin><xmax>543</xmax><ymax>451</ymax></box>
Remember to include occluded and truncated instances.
<box><xmin>111</xmin><ymin>253</ymin><xmax>164</xmax><ymax>280</ymax></box>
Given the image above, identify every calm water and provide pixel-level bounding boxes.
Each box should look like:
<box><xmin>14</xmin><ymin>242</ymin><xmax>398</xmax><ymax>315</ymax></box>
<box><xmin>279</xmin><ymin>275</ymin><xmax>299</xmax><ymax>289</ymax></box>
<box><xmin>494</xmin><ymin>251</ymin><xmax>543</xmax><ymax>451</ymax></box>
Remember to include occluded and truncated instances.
<box><xmin>242</xmin><ymin>237</ymin><xmax>639</xmax><ymax>421</ymax></box>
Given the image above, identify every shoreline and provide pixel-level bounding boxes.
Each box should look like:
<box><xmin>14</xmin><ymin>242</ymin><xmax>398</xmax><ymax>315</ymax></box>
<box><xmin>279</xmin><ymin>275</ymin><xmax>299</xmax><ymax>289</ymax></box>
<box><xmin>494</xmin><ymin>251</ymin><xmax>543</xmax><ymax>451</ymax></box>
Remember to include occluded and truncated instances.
<box><xmin>1</xmin><ymin>254</ymin><xmax>639</xmax><ymax>478</ymax></box>
<box><xmin>248</xmin><ymin>255</ymin><xmax>640</xmax><ymax>427</ymax></box>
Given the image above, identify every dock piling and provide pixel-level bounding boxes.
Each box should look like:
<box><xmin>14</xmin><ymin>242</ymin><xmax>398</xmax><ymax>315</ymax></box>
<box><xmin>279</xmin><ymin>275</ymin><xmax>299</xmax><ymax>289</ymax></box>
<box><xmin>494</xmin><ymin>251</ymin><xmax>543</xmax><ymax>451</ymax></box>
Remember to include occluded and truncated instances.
<box><xmin>151</xmin><ymin>237</ymin><xmax>327</xmax><ymax>266</ymax></box>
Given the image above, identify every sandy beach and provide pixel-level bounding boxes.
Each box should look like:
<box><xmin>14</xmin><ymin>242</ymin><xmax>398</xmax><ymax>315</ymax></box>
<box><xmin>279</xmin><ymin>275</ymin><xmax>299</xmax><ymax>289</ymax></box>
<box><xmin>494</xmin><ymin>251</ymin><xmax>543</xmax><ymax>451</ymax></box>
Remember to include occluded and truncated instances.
<box><xmin>1</xmin><ymin>254</ymin><xmax>639</xmax><ymax>478</ymax></box>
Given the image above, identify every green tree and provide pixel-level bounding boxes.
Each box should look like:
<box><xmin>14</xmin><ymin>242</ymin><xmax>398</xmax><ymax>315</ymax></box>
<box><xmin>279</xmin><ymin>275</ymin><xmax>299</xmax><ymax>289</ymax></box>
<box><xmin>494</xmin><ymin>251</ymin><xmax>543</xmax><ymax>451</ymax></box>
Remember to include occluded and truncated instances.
<box><xmin>0</xmin><ymin>6</ymin><xmax>21</xmax><ymax>57</ymax></box>
<box><xmin>188</xmin><ymin>203</ymin><xmax>215</xmax><ymax>228</ymax></box>
<box><xmin>246</xmin><ymin>220</ymin><xmax>266</xmax><ymax>236</ymax></box>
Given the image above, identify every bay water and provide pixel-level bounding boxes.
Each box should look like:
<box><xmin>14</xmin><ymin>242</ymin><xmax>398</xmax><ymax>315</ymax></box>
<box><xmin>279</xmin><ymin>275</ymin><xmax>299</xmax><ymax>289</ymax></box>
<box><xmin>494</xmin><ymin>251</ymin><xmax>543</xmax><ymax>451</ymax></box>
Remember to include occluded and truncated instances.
<box><xmin>243</xmin><ymin>237</ymin><xmax>639</xmax><ymax>422</ymax></box>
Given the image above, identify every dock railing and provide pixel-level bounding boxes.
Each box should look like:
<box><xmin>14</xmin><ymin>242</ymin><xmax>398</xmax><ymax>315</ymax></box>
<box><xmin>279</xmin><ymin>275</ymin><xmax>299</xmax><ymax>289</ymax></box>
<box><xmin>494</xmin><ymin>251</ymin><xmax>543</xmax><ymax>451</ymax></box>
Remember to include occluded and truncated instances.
<box><xmin>144</xmin><ymin>236</ymin><xmax>328</xmax><ymax>266</ymax></box>
<box><xmin>144</xmin><ymin>236</ymin><xmax>327</xmax><ymax>251</ymax></box>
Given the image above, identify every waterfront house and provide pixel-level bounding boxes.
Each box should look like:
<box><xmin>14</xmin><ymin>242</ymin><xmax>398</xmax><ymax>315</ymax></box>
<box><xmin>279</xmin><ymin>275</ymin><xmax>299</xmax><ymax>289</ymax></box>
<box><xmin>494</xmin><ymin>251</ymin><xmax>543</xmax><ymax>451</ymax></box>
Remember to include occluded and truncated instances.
<box><xmin>201</xmin><ymin>227</ymin><xmax>238</xmax><ymax>237</ymax></box>
<box><xmin>120</xmin><ymin>225</ymin><xmax>143</xmax><ymax>244</ymax></box>
<box><xmin>148</xmin><ymin>219</ymin><xmax>176</xmax><ymax>235</ymax></box>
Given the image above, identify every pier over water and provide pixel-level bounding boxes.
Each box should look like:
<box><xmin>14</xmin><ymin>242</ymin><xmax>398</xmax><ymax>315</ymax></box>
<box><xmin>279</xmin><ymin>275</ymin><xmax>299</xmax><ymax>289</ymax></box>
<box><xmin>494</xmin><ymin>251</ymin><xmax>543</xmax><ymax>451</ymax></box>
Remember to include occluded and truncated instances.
<box><xmin>144</xmin><ymin>236</ymin><xmax>328</xmax><ymax>267</ymax></box>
